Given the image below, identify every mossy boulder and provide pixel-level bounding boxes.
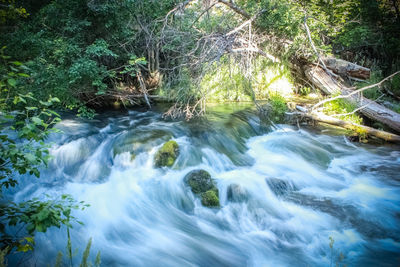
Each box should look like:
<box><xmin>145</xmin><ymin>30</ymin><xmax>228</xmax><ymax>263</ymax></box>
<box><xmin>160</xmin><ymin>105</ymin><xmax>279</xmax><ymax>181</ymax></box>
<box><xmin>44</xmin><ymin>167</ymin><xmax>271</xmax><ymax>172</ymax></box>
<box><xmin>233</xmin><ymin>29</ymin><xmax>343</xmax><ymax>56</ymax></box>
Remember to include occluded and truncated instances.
<box><xmin>185</xmin><ymin>170</ymin><xmax>215</xmax><ymax>194</ymax></box>
<box><xmin>154</xmin><ymin>140</ymin><xmax>179</xmax><ymax>167</ymax></box>
<box><xmin>201</xmin><ymin>190</ymin><xmax>220</xmax><ymax>207</ymax></box>
<box><xmin>184</xmin><ymin>169</ymin><xmax>220</xmax><ymax>208</ymax></box>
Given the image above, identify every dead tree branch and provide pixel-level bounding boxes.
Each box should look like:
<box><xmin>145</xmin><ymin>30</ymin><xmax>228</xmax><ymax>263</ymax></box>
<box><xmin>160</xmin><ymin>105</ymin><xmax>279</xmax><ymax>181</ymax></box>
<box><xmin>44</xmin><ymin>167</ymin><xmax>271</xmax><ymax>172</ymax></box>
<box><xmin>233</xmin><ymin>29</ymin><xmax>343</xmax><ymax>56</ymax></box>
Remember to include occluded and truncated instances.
<box><xmin>303</xmin><ymin>16</ymin><xmax>328</xmax><ymax>71</ymax></box>
<box><xmin>137</xmin><ymin>70</ymin><xmax>151</xmax><ymax>108</ymax></box>
<box><xmin>217</xmin><ymin>0</ymin><xmax>251</xmax><ymax>19</ymax></box>
<box><xmin>294</xmin><ymin>106</ymin><xmax>400</xmax><ymax>143</ymax></box>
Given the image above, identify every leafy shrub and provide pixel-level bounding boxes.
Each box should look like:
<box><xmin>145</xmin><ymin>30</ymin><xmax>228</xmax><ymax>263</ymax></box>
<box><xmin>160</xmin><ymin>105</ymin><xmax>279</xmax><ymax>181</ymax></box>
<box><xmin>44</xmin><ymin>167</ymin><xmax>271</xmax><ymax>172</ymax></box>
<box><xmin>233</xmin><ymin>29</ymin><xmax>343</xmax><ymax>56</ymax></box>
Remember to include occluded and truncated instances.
<box><xmin>390</xmin><ymin>74</ymin><xmax>400</xmax><ymax>97</ymax></box>
<box><xmin>268</xmin><ymin>94</ymin><xmax>288</xmax><ymax>122</ymax></box>
<box><xmin>0</xmin><ymin>53</ymin><xmax>87</xmax><ymax>256</ymax></box>
<box><xmin>323</xmin><ymin>99</ymin><xmax>363</xmax><ymax>125</ymax></box>
<box><xmin>299</xmin><ymin>86</ymin><xmax>311</xmax><ymax>96</ymax></box>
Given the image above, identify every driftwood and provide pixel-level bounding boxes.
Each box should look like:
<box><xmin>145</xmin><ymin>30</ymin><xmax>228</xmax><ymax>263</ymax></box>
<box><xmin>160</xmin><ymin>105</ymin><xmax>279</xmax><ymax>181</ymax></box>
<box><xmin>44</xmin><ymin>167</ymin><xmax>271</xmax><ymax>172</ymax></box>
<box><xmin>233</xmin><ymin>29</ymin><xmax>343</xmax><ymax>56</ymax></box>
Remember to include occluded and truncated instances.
<box><xmin>304</xmin><ymin>65</ymin><xmax>400</xmax><ymax>133</ymax></box>
<box><xmin>294</xmin><ymin>106</ymin><xmax>400</xmax><ymax>143</ymax></box>
<box><xmin>323</xmin><ymin>57</ymin><xmax>370</xmax><ymax>80</ymax></box>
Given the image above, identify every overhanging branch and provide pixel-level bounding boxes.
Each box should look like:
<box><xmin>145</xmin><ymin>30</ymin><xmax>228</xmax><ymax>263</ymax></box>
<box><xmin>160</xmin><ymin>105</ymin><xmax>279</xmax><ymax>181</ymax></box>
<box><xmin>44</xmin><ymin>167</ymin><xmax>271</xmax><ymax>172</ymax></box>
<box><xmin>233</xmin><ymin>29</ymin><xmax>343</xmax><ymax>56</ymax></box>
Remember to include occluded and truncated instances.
<box><xmin>217</xmin><ymin>0</ymin><xmax>250</xmax><ymax>19</ymax></box>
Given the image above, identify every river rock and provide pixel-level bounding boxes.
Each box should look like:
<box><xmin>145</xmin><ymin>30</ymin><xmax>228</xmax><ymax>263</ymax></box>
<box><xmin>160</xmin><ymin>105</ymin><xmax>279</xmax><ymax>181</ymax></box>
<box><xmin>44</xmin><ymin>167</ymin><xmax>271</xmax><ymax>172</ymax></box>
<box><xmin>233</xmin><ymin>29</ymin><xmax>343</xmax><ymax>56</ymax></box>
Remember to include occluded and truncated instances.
<box><xmin>201</xmin><ymin>190</ymin><xmax>220</xmax><ymax>207</ymax></box>
<box><xmin>185</xmin><ymin>169</ymin><xmax>214</xmax><ymax>193</ymax></box>
<box><xmin>154</xmin><ymin>140</ymin><xmax>179</xmax><ymax>167</ymax></box>
<box><xmin>184</xmin><ymin>169</ymin><xmax>220</xmax><ymax>207</ymax></box>
<box><xmin>266</xmin><ymin>178</ymin><xmax>297</xmax><ymax>197</ymax></box>
<box><xmin>227</xmin><ymin>184</ymin><xmax>249</xmax><ymax>202</ymax></box>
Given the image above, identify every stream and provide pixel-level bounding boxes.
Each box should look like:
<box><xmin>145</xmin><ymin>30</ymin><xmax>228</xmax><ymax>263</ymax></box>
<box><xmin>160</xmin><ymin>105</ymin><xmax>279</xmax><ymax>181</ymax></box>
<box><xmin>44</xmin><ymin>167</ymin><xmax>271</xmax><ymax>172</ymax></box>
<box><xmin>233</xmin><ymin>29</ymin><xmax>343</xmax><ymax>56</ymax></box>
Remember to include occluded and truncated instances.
<box><xmin>7</xmin><ymin>104</ymin><xmax>400</xmax><ymax>266</ymax></box>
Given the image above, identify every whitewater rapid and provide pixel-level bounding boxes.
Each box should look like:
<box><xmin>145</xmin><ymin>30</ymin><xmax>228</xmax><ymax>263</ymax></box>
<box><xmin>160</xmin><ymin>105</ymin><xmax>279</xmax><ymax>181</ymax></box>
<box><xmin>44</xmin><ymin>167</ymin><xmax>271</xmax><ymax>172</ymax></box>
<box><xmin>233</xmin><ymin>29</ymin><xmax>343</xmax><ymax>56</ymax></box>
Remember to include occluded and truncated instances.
<box><xmin>8</xmin><ymin>107</ymin><xmax>400</xmax><ymax>266</ymax></box>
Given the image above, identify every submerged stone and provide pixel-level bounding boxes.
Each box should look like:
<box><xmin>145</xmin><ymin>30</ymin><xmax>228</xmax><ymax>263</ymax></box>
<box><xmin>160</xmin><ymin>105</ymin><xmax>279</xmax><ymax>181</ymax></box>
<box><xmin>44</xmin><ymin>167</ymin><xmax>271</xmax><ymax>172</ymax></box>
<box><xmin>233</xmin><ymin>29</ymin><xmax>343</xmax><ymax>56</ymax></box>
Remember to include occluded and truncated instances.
<box><xmin>227</xmin><ymin>184</ymin><xmax>249</xmax><ymax>202</ymax></box>
<box><xmin>201</xmin><ymin>190</ymin><xmax>220</xmax><ymax>207</ymax></box>
<box><xmin>184</xmin><ymin>169</ymin><xmax>220</xmax><ymax>208</ymax></box>
<box><xmin>266</xmin><ymin>178</ymin><xmax>297</xmax><ymax>197</ymax></box>
<box><xmin>154</xmin><ymin>140</ymin><xmax>179</xmax><ymax>167</ymax></box>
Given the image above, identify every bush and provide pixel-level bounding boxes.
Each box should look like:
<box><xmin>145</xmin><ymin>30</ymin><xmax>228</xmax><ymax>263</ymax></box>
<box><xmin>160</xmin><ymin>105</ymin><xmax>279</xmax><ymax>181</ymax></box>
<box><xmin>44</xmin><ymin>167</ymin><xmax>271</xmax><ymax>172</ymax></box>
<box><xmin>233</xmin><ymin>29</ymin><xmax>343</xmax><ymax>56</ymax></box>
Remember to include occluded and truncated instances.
<box><xmin>323</xmin><ymin>99</ymin><xmax>363</xmax><ymax>125</ymax></box>
<box><xmin>268</xmin><ymin>94</ymin><xmax>288</xmax><ymax>122</ymax></box>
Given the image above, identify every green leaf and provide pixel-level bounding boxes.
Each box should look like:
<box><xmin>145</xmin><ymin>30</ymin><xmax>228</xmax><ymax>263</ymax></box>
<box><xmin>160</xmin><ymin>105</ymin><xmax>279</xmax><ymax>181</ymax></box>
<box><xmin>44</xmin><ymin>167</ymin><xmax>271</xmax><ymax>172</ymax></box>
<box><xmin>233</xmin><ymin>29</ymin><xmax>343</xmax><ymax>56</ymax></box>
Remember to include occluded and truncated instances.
<box><xmin>27</xmin><ymin>224</ymin><xmax>35</xmax><ymax>234</ymax></box>
<box><xmin>7</xmin><ymin>78</ymin><xmax>17</xmax><ymax>87</ymax></box>
<box><xmin>25</xmin><ymin>237</ymin><xmax>35</xmax><ymax>244</ymax></box>
<box><xmin>48</xmin><ymin>110</ymin><xmax>60</xmax><ymax>117</ymax></box>
<box><xmin>49</xmin><ymin>97</ymin><xmax>60</xmax><ymax>103</ymax></box>
<box><xmin>11</xmin><ymin>61</ymin><xmax>23</xmax><ymax>66</ymax></box>
<box><xmin>62</xmin><ymin>209</ymin><xmax>71</xmax><ymax>217</ymax></box>
<box><xmin>36</xmin><ymin>224</ymin><xmax>45</xmax><ymax>232</ymax></box>
<box><xmin>4</xmin><ymin>114</ymin><xmax>14</xmax><ymax>119</ymax></box>
<box><xmin>37</xmin><ymin>208</ymin><xmax>50</xmax><ymax>221</ymax></box>
<box><xmin>9</xmin><ymin>217</ymin><xmax>18</xmax><ymax>226</ymax></box>
<box><xmin>25</xmin><ymin>153</ymin><xmax>36</xmax><ymax>163</ymax></box>
<box><xmin>17</xmin><ymin>244</ymin><xmax>33</xmax><ymax>252</ymax></box>
<box><xmin>31</xmin><ymin>117</ymin><xmax>42</xmax><ymax>124</ymax></box>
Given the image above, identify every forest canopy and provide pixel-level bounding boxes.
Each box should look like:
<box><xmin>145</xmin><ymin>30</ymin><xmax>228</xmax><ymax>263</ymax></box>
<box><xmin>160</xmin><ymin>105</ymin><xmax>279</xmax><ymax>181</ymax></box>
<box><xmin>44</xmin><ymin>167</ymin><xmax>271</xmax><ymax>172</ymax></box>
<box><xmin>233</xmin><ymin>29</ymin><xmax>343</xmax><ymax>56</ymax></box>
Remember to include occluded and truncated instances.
<box><xmin>0</xmin><ymin>0</ymin><xmax>399</xmax><ymax>118</ymax></box>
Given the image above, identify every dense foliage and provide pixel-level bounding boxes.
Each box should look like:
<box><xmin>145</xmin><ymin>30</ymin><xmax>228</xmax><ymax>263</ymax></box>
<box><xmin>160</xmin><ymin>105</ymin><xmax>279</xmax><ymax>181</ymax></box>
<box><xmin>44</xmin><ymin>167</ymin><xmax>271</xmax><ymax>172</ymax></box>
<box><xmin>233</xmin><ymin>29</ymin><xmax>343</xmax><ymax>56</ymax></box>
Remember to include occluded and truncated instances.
<box><xmin>0</xmin><ymin>48</ymin><xmax>87</xmax><ymax>258</ymax></box>
<box><xmin>1</xmin><ymin>0</ymin><xmax>181</xmax><ymax>113</ymax></box>
<box><xmin>1</xmin><ymin>0</ymin><xmax>399</xmax><ymax>110</ymax></box>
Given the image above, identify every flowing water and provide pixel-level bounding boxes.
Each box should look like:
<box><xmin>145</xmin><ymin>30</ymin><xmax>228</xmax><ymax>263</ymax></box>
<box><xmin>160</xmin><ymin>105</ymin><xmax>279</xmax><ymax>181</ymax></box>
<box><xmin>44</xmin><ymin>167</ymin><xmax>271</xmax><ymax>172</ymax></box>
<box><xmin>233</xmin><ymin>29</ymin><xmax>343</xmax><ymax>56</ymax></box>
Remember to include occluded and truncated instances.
<box><xmin>7</xmin><ymin>104</ymin><xmax>400</xmax><ymax>266</ymax></box>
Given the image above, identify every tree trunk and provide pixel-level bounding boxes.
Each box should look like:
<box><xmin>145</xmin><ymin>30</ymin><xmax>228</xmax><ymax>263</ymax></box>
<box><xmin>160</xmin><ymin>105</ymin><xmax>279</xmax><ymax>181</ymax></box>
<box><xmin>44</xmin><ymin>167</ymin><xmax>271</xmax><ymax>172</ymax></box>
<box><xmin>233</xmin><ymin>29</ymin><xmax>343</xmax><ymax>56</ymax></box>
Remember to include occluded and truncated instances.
<box><xmin>322</xmin><ymin>57</ymin><xmax>370</xmax><ymax>80</ymax></box>
<box><xmin>295</xmin><ymin>109</ymin><xmax>400</xmax><ymax>143</ymax></box>
<box><xmin>304</xmin><ymin>65</ymin><xmax>342</xmax><ymax>95</ymax></box>
<box><xmin>304</xmin><ymin>65</ymin><xmax>400</xmax><ymax>133</ymax></box>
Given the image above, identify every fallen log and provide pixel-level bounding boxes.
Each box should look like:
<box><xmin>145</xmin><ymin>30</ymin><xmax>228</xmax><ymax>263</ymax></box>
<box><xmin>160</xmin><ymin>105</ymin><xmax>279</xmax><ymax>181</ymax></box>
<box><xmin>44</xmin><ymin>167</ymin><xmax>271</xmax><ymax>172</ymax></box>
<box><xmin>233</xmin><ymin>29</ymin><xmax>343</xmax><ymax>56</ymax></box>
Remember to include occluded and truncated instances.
<box><xmin>322</xmin><ymin>57</ymin><xmax>370</xmax><ymax>80</ymax></box>
<box><xmin>304</xmin><ymin>65</ymin><xmax>400</xmax><ymax>133</ymax></box>
<box><xmin>304</xmin><ymin>66</ymin><xmax>342</xmax><ymax>95</ymax></box>
<box><xmin>294</xmin><ymin>107</ymin><xmax>400</xmax><ymax>143</ymax></box>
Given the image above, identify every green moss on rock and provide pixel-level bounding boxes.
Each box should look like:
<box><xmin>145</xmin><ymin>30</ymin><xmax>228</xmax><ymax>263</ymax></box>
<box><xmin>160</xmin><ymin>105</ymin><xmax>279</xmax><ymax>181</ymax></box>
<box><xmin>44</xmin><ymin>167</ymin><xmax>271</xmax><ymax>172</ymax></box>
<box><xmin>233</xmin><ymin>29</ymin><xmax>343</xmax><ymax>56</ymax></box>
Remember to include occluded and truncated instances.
<box><xmin>185</xmin><ymin>170</ymin><xmax>215</xmax><ymax>194</ymax></box>
<box><xmin>154</xmin><ymin>140</ymin><xmax>179</xmax><ymax>167</ymax></box>
<box><xmin>201</xmin><ymin>190</ymin><xmax>220</xmax><ymax>207</ymax></box>
<box><xmin>184</xmin><ymin>169</ymin><xmax>220</xmax><ymax>208</ymax></box>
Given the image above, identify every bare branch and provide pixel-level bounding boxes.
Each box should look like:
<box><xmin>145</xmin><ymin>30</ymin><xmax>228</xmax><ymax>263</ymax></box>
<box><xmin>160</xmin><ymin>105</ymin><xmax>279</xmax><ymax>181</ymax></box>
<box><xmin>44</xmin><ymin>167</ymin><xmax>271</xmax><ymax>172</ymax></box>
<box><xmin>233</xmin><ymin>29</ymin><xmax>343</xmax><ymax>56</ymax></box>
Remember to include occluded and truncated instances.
<box><xmin>303</xmin><ymin>16</ymin><xmax>328</xmax><ymax>71</ymax></box>
<box><xmin>217</xmin><ymin>0</ymin><xmax>251</xmax><ymax>19</ymax></box>
<box><xmin>331</xmin><ymin>94</ymin><xmax>384</xmax><ymax>117</ymax></box>
<box><xmin>226</xmin><ymin>11</ymin><xmax>261</xmax><ymax>36</ymax></box>
<box><xmin>190</xmin><ymin>1</ymin><xmax>218</xmax><ymax>28</ymax></box>
<box><xmin>230</xmin><ymin>48</ymin><xmax>279</xmax><ymax>62</ymax></box>
<box><xmin>137</xmin><ymin>70</ymin><xmax>151</xmax><ymax>108</ymax></box>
